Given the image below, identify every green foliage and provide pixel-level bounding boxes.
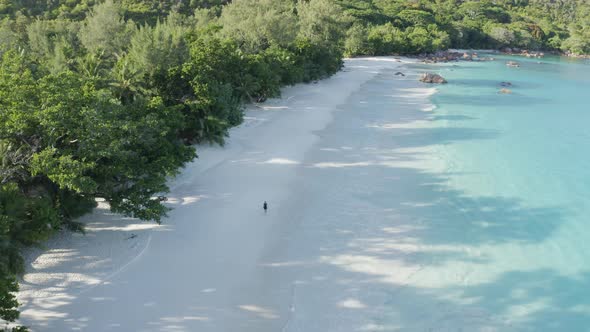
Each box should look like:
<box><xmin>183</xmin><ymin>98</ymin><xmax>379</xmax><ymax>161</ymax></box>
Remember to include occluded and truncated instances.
<box><xmin>292</xmin><ymin>37</ymin><xmax>343</xmax><ymax>82</ymax></box>
<box><xmin>1</xmin><ymin>0</ymin><xmax>588</xmax><ymax>327</ymax></box>
<box><xmin>260</xmin><ymin>46</ymin><xmax>302</xmax><ymax>86</ymax></box>
<box><xmin>78</xmin><ymin>0</ymin><xmax>132</xmax><ymax>58</ymax></box>
<box><xmin>397</xmin><ymin>9</ymin><xmax>435</xmax><ymax>28</ymax></box>
<box><xmin>116</xmin><ymin>13</ymin><xmax>190</xmax><ymax>102</ymax></box>
<box><xmin>0</xmin><ymin>184</ymin><xmax>28</xmax><ymax>273</ymax></box>
<box><xmin>344</xmin><ymin>23</ymin><xmax>371</xmax><ymax>56</ymax></box>
<box><xmin>337</xmin><ymin>0</ymin><xmax>590</xmax><ymax>55</ymax></box>
<box><xmin>0</xmin><ymin>273</ymin><xmax>19</xmax><ymax>323</ymax></box>
<box><xmin>0</xmin><ymin>0</ymin><xmax>348</xmax><ymax>326</ymax></box>
<box><xmin>335</xmin><ymin>0</ymin><xmax>389</xmax><ymax>24</ymax></box>
<box><xmin>297</xmin><ymin>0</ymin><xmax>348</xmax><ymax>47</ymax></box>
<box><xmin>0</xmin><ymin>19</ymin><xmax>19</xmax><ymax>56</ymax></box>
<box><xmin>562</xmin><ymin>25</ymin><xmax>590</xmax><ymax>54</ymax></box>
<box><xmin>180</xmin><ymin>37</ymin><xmax>242</xmax><ymax>143</ymax></box>
<box><xmin>367</xmin><ymin>23</ymin><xmax>406</xmax><ymax>55</ymax></box>
<box><xmin>360</xmin><ymin>22</ymin><xmax>450</xmax><ymax>55</ymax></box>
<box><xmin>219</xmin><ymin>0</ymin><xmax>298</xmax><ymax>53</ymax></box>
<box><xmin>458</xmin><ymin>2</ymin><xmax>510</xmax><ymax>24</ymax></box>
<box><xmin>486</xmin><ymin>24</ymin><xmax>516</xmax><ymax>47</ymax></box>
<box><xmin>26</xmin><ymin>19</ymin><xmax>79</xmax><ymax>71</ymax></box>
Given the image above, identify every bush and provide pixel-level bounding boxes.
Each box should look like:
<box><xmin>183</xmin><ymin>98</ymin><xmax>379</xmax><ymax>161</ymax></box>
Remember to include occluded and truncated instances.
<box><xmin>344</xmin><ymin>24</ymin><xmax>370</xmax><ymax>57</ymax></box>
<box><xmin>291</xmin><ymin>38</ymin><xmax>343</xmax><ymax>82</ymax></box>
<box><xmin>367</xmin><ymin>23</ymin><xmax>406</xmax><ymax>55</ymax></box>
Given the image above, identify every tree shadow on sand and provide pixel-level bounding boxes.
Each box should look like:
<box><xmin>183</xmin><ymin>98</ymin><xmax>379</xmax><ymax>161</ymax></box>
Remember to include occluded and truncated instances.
<box><xmin>266</xmin><ymin>153</ymin><xmax>583</xmax><ymax>329</ymax></box>
<box><xmin>257</xmin><ymin>75</ymin><xmax>583</xmax><ymax>331</ymax></box>
<box><xmin>18</xmin><ymin>65</ymin><xmax>584</xmax><ymax>332</ymax></box>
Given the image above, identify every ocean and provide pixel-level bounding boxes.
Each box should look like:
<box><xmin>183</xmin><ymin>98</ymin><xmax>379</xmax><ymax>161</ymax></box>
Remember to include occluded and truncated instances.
<box><xmin>18</xmin><ymin>56</ymin><xmax>590</xmax><ymax>332</ymax></box>
<box><xmin>406</xmin><ymin>54</ymin><xmax>590</xmax><ymax>330</ymax></box>
<box><xmin>282</xmin><ymin>56</ymin><xmax>590</xmax><ymax>331</ymax></box>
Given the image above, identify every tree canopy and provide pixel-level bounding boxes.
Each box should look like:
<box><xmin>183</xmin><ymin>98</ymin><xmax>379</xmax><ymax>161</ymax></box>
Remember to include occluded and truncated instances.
<box><xmin>336</xmin><ymin>0</ymin><xmax>590</xmax><ymax>56</ymax></box>
<box><xmin>0</xmin><ymin>0</ymin><xmax>346</xmax><ymax>328</ymax></box>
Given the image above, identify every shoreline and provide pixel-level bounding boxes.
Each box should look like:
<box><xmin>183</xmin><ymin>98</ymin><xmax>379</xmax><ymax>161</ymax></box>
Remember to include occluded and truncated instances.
<box><xmin>16</xmin><ymin>57</ymin><xmax>438</xmax><ymax>331</ymax></box>
<box><xmin>349</xmin><ymin>49</ymin><xmax>590</xmax><ymax>64</ymax></box>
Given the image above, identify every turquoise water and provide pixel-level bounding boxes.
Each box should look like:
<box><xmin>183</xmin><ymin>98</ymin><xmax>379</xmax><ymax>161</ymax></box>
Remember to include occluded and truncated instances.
<box><xmin>277</xmin><ymin>58</ymin><xmax>590</xmax><ymax>331</ymax></box>
<box><xmin>18</xmin><ymin>57</ymin><xmax>590</xmax><ymax>332</ymax></box>
<box><xmin>415</xmin><ymin>55</ymin><xmax>590</xmax><ymax>329</ymax></box>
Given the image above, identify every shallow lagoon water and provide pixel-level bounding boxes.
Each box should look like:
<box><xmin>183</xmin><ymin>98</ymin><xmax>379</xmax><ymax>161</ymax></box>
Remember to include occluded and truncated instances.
<box><xmin>17</xmin><ymin>57</ymin><xmax>590</xmax><ymax>331</ymax></box>
<box><xmin>283</xmin><ymin>57</ymin><xmax>590</xmax><ymax>331</ymax></box>
<box><xmin>418</xmin><ymin>55</ymin><xmax>590</xmax><ymax>330</ymax></box>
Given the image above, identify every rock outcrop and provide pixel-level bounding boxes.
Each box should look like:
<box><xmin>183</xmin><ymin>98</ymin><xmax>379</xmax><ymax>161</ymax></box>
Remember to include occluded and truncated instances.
<box><xmin>502</xmin><ymin>48</ymin><xmax>545</xmax><ymax>58</ymax></box>
<box><xmin>419</xmin><ymin>73</ymin><xmax>447</xmax><ymax>84</ymax></box>
<box><xmin>419</xmin><ymin>51</ymin><xmax>495</xmax><ymax>63</ymax></box>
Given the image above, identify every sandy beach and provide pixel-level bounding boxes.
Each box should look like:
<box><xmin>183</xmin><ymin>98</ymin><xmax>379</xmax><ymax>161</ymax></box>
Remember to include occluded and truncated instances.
<box><xmin>16</xmin><ymin>57</ymin><xmax>458</xmax><ymax>331</ymax></box>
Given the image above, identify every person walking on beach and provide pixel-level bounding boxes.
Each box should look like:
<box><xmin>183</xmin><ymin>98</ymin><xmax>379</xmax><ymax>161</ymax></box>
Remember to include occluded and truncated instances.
<box><xmin>263</xmin><ymin>201</ymin><xmax>268</xmax><ymax>213</ymax></box>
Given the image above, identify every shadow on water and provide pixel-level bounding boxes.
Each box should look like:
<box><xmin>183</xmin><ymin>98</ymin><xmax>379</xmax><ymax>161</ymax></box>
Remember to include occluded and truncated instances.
<box><xmin>18</xmin><ymin>65</ymin><xmax>587</xmax><ymax>332</ymax></box>
<box><xmin>448</xmin><ymin>78</ymin><xmax>545</xmax><ymax>90</ymax></box>
<box><xmin>431</xmin><ymin>114</ymin><xmax>477</xmax><ymax>122</ymax></box>
<box><xmin>259</xmin><ymin>76</ymin><xmax>584</xmax><ymax>331</ymax></box>
<box><xmin>357</xmin><ymin>269</ymin><xmax>590</xmax><ymax>331</ymax></box>
<box><xmin>271</xmin><ymin>157</ymin><xmax>584</xmax><ymax>329</ymax></box>
<box><xmin>434</xmin><ymin>92</ymin><xmax>553</xmax><ymax>107</ymax></box>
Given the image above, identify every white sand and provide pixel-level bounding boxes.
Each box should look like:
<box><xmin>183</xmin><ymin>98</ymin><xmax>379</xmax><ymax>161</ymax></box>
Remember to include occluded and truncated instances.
<box><xmin>16</xmin><ymin>57</ymin><xmax>498</xmax><ymax>331</ymax></box>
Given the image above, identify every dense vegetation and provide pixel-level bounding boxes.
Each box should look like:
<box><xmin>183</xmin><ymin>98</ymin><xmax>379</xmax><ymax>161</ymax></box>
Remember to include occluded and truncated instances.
<box><xmin>0</xmin><ymin>0</ymin><xmax>345</xmax><ymax>329</ymax></box>
<box><xmin>338</xmin><ymin>0</ymin><xmax>590</xmax><ymax>56</ymax></box>
<box><xmin>1</xmin><ymin>0</ymin><xmax>589</xmax><ymax>329</ymax></box>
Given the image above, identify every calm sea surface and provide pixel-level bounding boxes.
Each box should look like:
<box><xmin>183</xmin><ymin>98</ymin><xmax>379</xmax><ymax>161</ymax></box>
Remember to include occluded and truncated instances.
<box><xmin>409</xmin><ymin>55</ymin><xmax>590</xmax><ymax>330</ymax></box>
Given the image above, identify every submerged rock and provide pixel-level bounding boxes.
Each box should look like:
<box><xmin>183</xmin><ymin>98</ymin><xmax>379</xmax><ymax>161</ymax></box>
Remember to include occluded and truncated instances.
<box><xmin>419</xmin><ymin>73</ymin><xmax>447</xmax><ymax>84</ymax></box>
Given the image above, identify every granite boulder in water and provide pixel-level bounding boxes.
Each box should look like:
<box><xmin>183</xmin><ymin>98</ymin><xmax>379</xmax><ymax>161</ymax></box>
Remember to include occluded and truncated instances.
<box><xmin>419</xmin><ymin>73</ymin><xmax>447</xmax><ymax>84</ymax></box>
